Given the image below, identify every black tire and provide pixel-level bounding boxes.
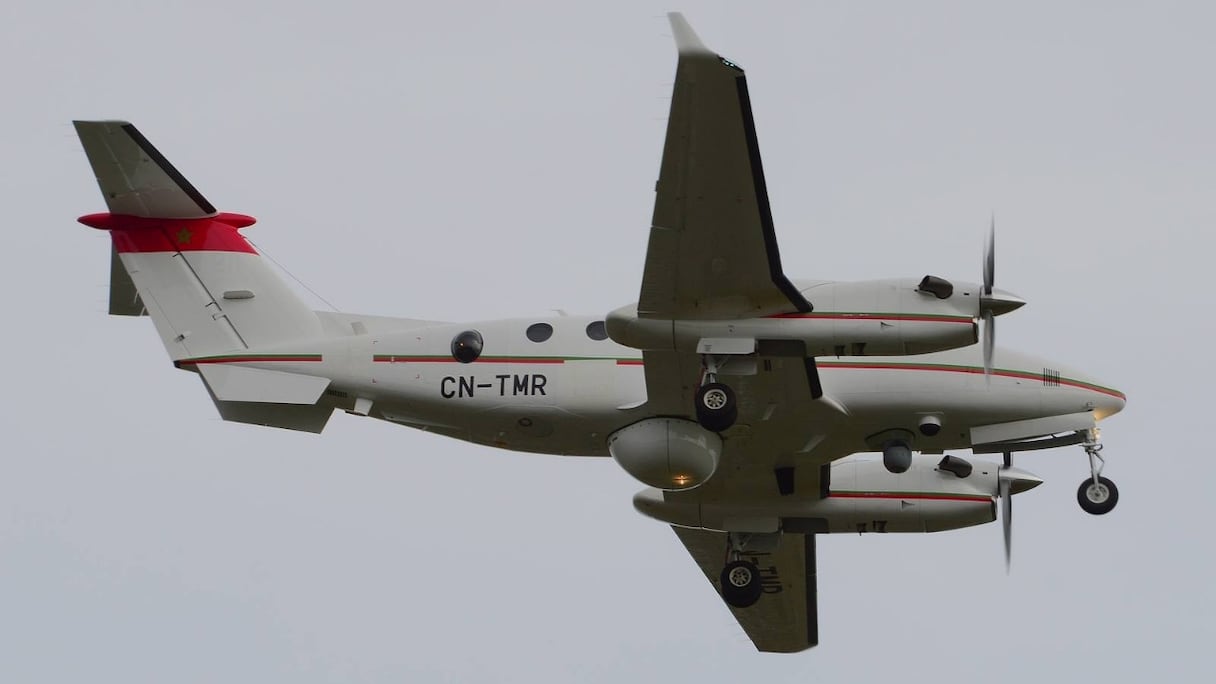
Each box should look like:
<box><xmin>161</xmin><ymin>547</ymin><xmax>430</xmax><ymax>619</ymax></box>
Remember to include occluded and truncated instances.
<box><xmin>695</xmin><ymin>382</ymin><xmax>738</xmax><ymax>432</ymax></box>
<box><xmin>720</xmin><ymin>560</ymin><xmax>763</xmax><ymax>608</ymax></box>
<box><xmin>1077</xmin><ymin>476</ymin><xmax>1119</xmax><ymax>515</ymax></box>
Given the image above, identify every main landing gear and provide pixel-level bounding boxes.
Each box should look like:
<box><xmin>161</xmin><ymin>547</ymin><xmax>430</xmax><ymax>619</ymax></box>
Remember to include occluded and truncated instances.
<box><xmin>1077</xmin><ymin>436</ymin><xmax>1119</xmax><ymax>515</ymax></box>
<box><xmin>719</xmin><ymin>533</ymin><xmax>763</xmax><ymax>608</ymax></box>
<box><xmin>695</xmin><ymin>356</ymin><xmax>737</xmax><ymax>433</ymax></box>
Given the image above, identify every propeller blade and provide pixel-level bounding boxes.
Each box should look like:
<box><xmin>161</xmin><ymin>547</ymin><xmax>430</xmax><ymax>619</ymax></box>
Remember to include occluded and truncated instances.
<box><xmin>984</xmin><ymin>216</ymin><xmax>995</xmax><ymax>296</ymax></box>
<box><xmin>980</xmin><ymin>216</ymin><xmax>998</xmax><ymax>382</ymax></box>
<box><xmin>998</xmin><ymin>456</ymin><xmax>1042</xmax><ymax>573</ymax></box>
<box><xmin>1000</xmin><ymin>477</ymin><xmax>1012</xmax><ymax>572</ymax></box>
<box><xmin>982</xmin><ymin>309</ymin><xmax>995</xmax><ymax>380</ymax></box>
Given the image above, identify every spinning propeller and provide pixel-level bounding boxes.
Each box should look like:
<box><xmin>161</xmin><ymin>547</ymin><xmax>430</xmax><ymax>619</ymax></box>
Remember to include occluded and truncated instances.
<box><xmin>979</xmin><ymin>217</ymin><xmax>1026</xmax><ymax>378</ymax></box>
<box><xmin>997</xmin><ymin>452</ymin><xmax>1044</xmax><ymax>571</ymax></box>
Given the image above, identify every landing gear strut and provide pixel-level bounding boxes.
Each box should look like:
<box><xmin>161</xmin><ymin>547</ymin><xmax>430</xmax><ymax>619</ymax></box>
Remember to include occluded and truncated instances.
<box><xmin>695</xmin><ymin>356</ymin><xmax>737</xmax><ymax>433</ymax></box>
<box><xmin>1077</xmin><ymin>436</ymin><xmax>1119</xmax><ymax>515</ymax></box>
<box><xmin>719</xmin><ymin>532</ymin><xmax>763</xmax><ymax>608</ymax></box>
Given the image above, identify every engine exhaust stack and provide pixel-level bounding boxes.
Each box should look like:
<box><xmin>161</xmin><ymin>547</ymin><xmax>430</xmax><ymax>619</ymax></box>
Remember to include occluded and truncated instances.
<box><xmin>937</xmin><ymin>455</ymin><xmax>973</xmax><ymax>478</ymax></box>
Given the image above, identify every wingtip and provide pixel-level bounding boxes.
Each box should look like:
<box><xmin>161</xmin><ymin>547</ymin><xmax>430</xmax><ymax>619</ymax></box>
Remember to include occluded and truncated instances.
<box><xmin>72</xmin><ymin>120</ymin><xmax>136</xmax><ymax>138</ymax></box>
<box><xmin>667</xmin><ymin>12</ymin><xmax>714</xmax><ymax>56</ymax></box>
<box><xmin>72</xmin><ymin>119</ymin><xmax>134</xmax><ymax>127</ymax></box>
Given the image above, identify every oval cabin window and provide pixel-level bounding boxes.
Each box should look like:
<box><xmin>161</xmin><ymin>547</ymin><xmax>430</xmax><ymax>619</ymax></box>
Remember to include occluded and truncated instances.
<box><xmin>526</xmin><ymin>322</ymin><xmax>553</xmax><ymax>343</ymax></box>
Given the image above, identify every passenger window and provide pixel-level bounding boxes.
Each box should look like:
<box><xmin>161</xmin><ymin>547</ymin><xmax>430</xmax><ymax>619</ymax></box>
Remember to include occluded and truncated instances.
<box><xmin>526</xmin><ymin>322</ymin><xmax>553</xmax><ymax>343</ymax></box>
<box><xmin>585</xmin><ymin>320</ymin><xmax>608</xmax><ymax>341</ymax></box>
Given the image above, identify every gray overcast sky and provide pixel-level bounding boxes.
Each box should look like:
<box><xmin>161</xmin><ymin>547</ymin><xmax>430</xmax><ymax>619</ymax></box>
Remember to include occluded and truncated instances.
<box><xmin>3</xmin><ymin>0</ymin><xmax>1213</xmax><ymax>681</ymax></box>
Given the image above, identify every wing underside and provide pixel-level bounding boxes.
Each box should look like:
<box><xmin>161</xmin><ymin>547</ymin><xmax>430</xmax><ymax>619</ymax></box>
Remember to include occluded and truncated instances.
<box><xmin>641</xmin><ymin>347</ymin><xmax>824</xmax><ymax>419</ymax></box>
<box><xmin>673</xmin><ymin>527</ymin><xmax>818</xmax><ymax>653</ymax></box>
<box><xmin>639</xmin><ymin>13</ymin><xmax>811</xmax><ymax>320</ymax></box>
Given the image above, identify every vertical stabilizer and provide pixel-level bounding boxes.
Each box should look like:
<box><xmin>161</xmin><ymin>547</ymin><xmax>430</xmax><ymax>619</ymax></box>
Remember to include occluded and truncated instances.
<box><xmin>74</xmin><ymin>121</ymin><xmax>323</xmax><ymax>360</ymax></box>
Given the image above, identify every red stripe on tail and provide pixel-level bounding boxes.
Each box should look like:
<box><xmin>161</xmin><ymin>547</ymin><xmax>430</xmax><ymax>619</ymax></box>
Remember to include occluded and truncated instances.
<box><xmin>78</xmin><ymin>212</ymin><xmax>258</xmax><ymax>254</ymax></box>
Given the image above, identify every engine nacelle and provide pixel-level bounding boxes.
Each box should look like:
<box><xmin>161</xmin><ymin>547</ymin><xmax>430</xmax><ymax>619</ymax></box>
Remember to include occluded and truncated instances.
<box><xmin>634</xmin><ymin>454</ymin><xmax>1005</xmax><ymax>532</ymax></box>
<box><xmin>606</xmin><ymin>278</ymin><xmax>980</xmax><ymax>356</ymax></box>
<box><xmin>608</xmin><ymin>418</ymin><xmax>721</xmax><ymax>490</ymax></box>
<box><xmin>822</xmin><ymin>456</ymin><xmax>997</xmax><ymax>533</ymax></box>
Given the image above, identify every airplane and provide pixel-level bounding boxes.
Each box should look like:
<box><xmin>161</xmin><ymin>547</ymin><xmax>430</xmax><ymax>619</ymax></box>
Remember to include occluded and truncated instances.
<box><xmin>72</xmin><ymin>13</ymin><xmax>1124</xmax><ymax>653</ymax></box>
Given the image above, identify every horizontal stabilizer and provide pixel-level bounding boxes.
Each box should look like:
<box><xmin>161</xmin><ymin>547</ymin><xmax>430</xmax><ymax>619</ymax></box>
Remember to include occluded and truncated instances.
<box><xmin>74</xmin><ymin>120</ymin><xmax>216</xmax><ymax>219</ymax></box>
<box><xmin>198</xmin><ymin>364</ymin><xmax>330</xmax><ymax>404</ymax></box>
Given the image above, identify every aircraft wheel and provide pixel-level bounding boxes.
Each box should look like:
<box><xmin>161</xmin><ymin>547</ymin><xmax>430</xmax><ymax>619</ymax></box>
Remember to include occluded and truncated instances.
<box><xmin>720</xmin><ymin>560</ymin><xmax>762</xmax><ymax>608</ymax></box>
<box><xmin>1077</xmin><ymin>476</ymin><xmax>1119</xmax><ymax>515</ymax></box>
<box><xmin>695</xmin><ymin>383</ymin><xmax>737</xmax><ymax>432</ymax></box>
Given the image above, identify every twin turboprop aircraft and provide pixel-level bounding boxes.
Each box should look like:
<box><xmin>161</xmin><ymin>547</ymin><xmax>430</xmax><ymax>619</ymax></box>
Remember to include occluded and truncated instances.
<box><xmin>73</xmin><ymin>13</ymin><xmax>1124</xmax><ymax>653</ymax></box>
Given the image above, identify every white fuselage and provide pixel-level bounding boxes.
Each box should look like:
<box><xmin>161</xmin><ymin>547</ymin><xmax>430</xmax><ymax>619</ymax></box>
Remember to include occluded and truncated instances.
<box><xmin>179</xmin><ymin>312</ymin><xmax>1125</xmax><ymax>461</ymax></box>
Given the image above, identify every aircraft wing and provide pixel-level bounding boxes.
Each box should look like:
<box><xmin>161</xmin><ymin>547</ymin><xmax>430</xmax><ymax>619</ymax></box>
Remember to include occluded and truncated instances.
<box><xmin>673</xmin><ymin>527</ymin><xmax>818</xmax><ymax>653</ymax></box>
<box><xmin>638</xmin><ymin>13</ymin><xmax>812</xmax><ymax>320</ymax></box>
<box><xmin>646</xmin><ymin>344</ymin><xmax>834</xmax><ymax>654</ymax></box>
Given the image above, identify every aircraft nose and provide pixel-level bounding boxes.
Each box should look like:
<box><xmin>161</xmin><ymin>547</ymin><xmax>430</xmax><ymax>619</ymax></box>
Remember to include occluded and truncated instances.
<box><xmin>1093</xmin><ymin>387</ymin><xmax>1126</xmax><ymax>421</ymax></box>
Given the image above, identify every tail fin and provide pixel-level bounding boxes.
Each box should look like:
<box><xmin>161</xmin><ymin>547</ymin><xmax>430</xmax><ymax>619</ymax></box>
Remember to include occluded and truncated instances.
<box><xmin>74</xmin><ymin>121</ymin><xmax>322</xmax><ymax>359</ymax></box>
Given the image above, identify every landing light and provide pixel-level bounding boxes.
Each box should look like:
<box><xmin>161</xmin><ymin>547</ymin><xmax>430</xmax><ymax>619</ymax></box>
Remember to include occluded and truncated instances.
<box><xmin>673</xmin><ymin>474</ymin><xmax>691</xmax><ymax>487</ymax></box>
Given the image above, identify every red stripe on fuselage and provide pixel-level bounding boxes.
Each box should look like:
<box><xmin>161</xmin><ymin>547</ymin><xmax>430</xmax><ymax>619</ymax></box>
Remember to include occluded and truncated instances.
<box><xmin>372</xmin><ymin>356</ymin><xmax>568</xmax><ymax>364</ymax></box>
<box><xmin>78</xmin><ymin>212</ymin><xmax>258</xmax><ymax>254</ymax></box>
<box><xmin>819</xmin><ymin>361</ymin><xmax>1126</xmax><ymax>400</ymax></box>
<box><xmin>769</xmin><ymin>312</ymin><xmax>973</xmax><ymax>324</ymax></box>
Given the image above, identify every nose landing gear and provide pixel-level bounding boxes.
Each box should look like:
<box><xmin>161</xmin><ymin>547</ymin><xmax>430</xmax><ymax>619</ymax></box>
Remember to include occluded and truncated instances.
<box><xmin>1077</xmin><ymin>437</ymin><xmax>1118</xmax><ymax>515</ymax></box>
